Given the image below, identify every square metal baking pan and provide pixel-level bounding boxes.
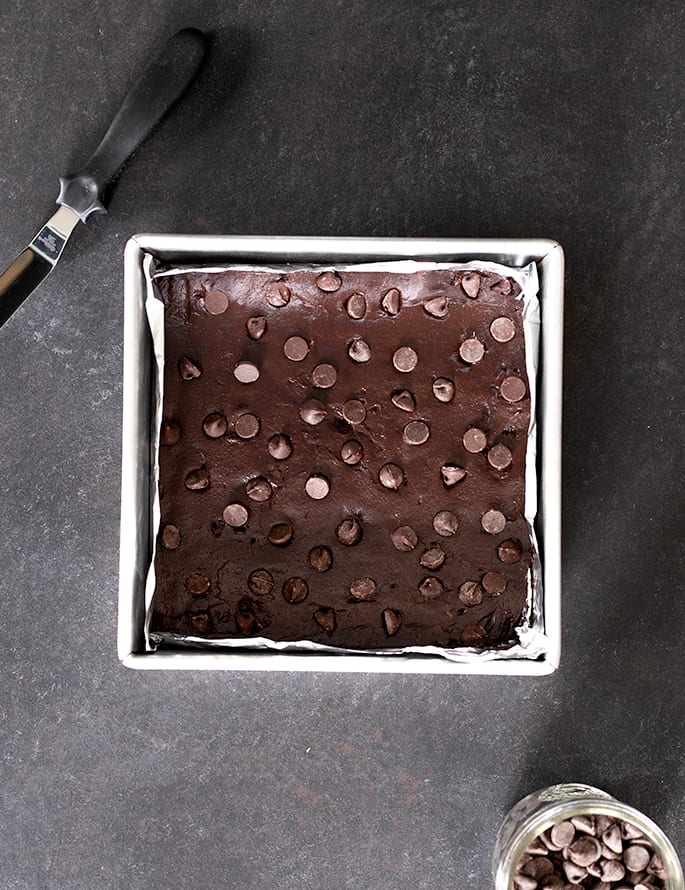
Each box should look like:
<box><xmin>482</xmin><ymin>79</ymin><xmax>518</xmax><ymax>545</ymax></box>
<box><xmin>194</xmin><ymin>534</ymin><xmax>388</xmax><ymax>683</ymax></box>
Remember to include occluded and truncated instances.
<box><xmin>118</xmin><ymin>235</ymin><xmax>563</xmax><ymax>674</ymax></box>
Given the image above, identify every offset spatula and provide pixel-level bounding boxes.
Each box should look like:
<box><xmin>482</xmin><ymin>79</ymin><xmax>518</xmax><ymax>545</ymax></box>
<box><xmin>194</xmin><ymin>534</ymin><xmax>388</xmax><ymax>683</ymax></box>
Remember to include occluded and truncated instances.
<box><xmin>0</xmin><ymin>27</ymin><xmax>207</xmax><ymax>329</ymax></box>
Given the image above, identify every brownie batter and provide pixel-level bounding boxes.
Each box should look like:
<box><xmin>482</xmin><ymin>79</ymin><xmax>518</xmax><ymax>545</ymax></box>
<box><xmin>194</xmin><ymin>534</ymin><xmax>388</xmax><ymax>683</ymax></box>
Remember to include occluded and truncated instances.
<box><xmin>149</xmin><ymin>264</ymin><xmax>533</xmax><ymax>650</ymax></box>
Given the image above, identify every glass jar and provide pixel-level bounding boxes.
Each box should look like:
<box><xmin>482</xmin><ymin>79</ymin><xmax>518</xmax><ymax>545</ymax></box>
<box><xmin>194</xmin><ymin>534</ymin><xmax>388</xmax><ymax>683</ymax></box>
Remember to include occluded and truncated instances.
<box><xmin>493</xmin><ymin>783</ymin><xmax>683</xmax><ymax>890</ymax></box>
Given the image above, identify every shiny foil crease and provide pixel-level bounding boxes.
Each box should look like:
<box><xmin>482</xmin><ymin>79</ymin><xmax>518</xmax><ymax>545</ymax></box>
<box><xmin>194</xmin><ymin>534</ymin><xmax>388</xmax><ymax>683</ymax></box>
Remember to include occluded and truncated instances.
<box><xmin>143</xmin><ymin>259</ymin><xmax>547</xmax><ymax>664</ymax></box>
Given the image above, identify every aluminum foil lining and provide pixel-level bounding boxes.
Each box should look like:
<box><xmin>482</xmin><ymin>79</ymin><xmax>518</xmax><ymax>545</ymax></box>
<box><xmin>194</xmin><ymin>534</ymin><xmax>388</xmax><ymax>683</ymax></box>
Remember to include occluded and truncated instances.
<box><xmin>143</xmin><ymin>259</ymin><xmax>547</xmax><ymax>664</ymax></box>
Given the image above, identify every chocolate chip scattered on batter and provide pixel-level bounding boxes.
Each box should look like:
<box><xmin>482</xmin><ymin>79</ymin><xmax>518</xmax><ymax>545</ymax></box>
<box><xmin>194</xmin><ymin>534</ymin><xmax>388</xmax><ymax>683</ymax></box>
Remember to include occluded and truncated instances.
<box><xmin>233</xmin><ymin>361</ymin><xmax>260</xmax><ymax>383</ymax></box>
<box><xmin>380</xmin><ymin>287</ymin><xmax>401</xmax><ymax>315</ymax></box>
<box><xmin>178</xmin><ymin>356</ymin><xmax>201</xmax><ymax>380</ymax></box>
<box><xmin>185</xmin><ymin>466</ymin><xmax>209</xmax><ymax>490</ymax></box>
<box><xmin>393</xmin><ymin>346</ymin><xmax>418</xmax><ymax>372</ymax></box>
<box><xmin>391</xmin><ymin>389</ymin><xmax>416</xmax><ymax>412</ymax></box>
<box><xmin>379</xmin><ymin>463</ymin><xmax>405</xmax><ymax>489</ymax></box>
<box><xmin>432</xmin><ymin>377</ymin><xmax>455</xmax><ymax>402</ymax></box>
<box><xmin>348</xmin><ymin>338</ymin><xmax>372</xmax><ymax>363</ymax></box>
<box><xmin>345</xmin><ymin>292</ymin><xmax>367</xmax><ymax>319</ymax></box>
<box><xmin>283</xmin><ymin>335</ymin><xmax>310</xmax><ymax>361</ymax></box>
<box><xmin>340</xmin><ymin>439</ymin><xmax>364</xmax><ymax>465</ymax></box>
<box><xmin>265</xmin><ymin>281</ymin><xmax>290</xmax><ymax>307</ymax></box>
<box><xmin>246</xmin><ymin>316</ymin><xmax>267</xmax><ymax>340</ymax></box>
<box><xmin>312</xmin><ymin>363</ymin><xmax>338</xmax><ymax>388</ymax></box>
<box><xmin>202</xmin><ymin>413</ymin><xmax>227</xmax><ymax>438</ymax></box>
<box><xmin>316</xmin><ymin>270</ymin><xmax>342</xmax><ymax>292</ymax></box>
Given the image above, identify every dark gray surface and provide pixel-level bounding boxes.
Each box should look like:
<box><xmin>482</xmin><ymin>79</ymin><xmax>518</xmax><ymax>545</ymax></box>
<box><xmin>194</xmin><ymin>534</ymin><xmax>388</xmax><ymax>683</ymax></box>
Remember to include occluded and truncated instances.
<box><xmin>1</xmin><ymin>2</ymin><xmax>683</xmax><ymax>888</ymax></box>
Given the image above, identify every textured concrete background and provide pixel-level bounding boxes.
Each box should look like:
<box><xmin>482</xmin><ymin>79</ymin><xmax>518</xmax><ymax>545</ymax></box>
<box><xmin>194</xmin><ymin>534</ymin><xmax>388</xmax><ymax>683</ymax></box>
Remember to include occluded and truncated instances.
<box><xmin>0</xmin><ymin>2</ymin><xmax>683</xmax><ymax>888</ymax></box>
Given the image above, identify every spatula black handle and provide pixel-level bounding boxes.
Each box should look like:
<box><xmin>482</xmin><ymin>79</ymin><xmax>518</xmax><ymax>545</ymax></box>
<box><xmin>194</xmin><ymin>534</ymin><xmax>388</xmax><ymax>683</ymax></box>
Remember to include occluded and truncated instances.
<box><xmin>57</xmin><ymin>28</ymin><xmax>208</xmax><ymax>221</ymax></box>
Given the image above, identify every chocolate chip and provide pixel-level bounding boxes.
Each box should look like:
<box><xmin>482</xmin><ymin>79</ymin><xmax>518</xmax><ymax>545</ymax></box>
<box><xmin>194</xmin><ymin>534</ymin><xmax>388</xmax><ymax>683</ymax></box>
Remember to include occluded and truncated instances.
<box><xmin>379</xmin><ymin>463</ymin><xmax>405</xmax><ymax>489</ymax></box>
<box><xmin>393</xmin><ymin>346</ymin><xmax>418</xmax><ymax>372</ymax></box>
<box><xmin>463</xmin><ymin>427</ymin><xmax>487</xmax><ymax>452</ymax></box>
<box><xmin>305</xmin><ymin>474</ymin><xmax>330</xmax><ymax>499</ymax></box>
<box><xmin>382</xmin><ymin>608</ymin><xmax>402</xmax><ymax>635</ymax></box>
<box><xmin>482</xmin><ymin>509</ymin><xmax>506</xmax><ymax>534</ymax></box>
<box><xmin>601</xmin><ymin>843</ymin><xmax>621</xmax><ymax>861</ymax></box>
<box><xmin>342</xmin><ymin>399</ymin><xmax>367</xmax><ymax>424</ymax></box>
<box><xmin>624</xmin><ymin>846</ymin><xmax>650</xmax><ymax>872</ymax></box>
<box><xmin>282</xmin><ymin>577</ymin><xmax>308</xmax><ymax>603</ymax></box>
<box><xmin>490</xmin><ymin>316</ymin><xmax>515</xmax><ymax>342</ymax></box>
<box><xmin>621</xmin><ymin>822</ymin><xmax>644</xmax><ymax>841</ymax></box>
<box><xmin>602</xmin><ymin>825</ymin><xmax>623</xmax><ymax>855</ymax></box>
<box><xmin>600</xmin><ymin>860</ymin><xmax>625</xmax><ymax>883</ymax></box>
<box><xmin>161</xmin><ymin>524</ymin><xmax>181</xmax><ymax>549</ymax></box>
<box><xmin>248</xmin><ymin>569</ymin><xmax>274</xmax><ymax>596</ymax></box>
<box><xmin>649</xmin><ymin>853</ymin><xmax>667</xmax><ymax>878</ymax></box>
<box><xmin>403</xmin><ymin>420</ymin><xmax>430</xmax><ymax>445</ymax></box>
<box><xmin>268</xmin><ymin>522</ymin><xmax>293</xmax><ymax>546</ymax></box>
<box><xmin>541</xmin><ymin>830</ymin><xmax>564</xmax><ymax>851</ymax></box>
<box><xmin>461</xmin><ymin>272</ymin><xmax>481</xmax><ymax>298</ymax></box>
<box><xmin>268</xmin><ymin>433</ymin><xmax>292</xmax><ymax>460</ymax></box>
<box><xmin>265</xmin><ymin>281</ymin><xmax>291</xmax><ymax>307</ymax></box>
<box><xmin>568</xmin><ymin>837</ymin><xmax>602</xmax><ymax>867</ymax></box>
<box><xmin>563</xmin><ymin>861</ymin><xmax>587</xmax><ymax>884</ymax></box>
<box><xmin>345</xmin><ymin>292</ymin><xmax>367</xmax><ymax>319</ymax></box>
<box><xmin>501</xmin><ymin>375</ymin><xmax>527</xmax><ymax>402</ymax></box>
<box><xmin>223</xmin><ymin>502</ymin><xmax>249</xmax><ymax>527</ymax></box>
<box><xmin>433</xmin><ymin>510</ymin><xmax>459</xmax><ymax>536</ymax></box>
<box><xmin>204</xmin><ymin>289</ymin><xmax>229</xmax><ymax>315</ymax></box>
<box><xmin>235</xmin><ymin>413</ymin><xmax>261</xmax><ymax>439</ymax></box>
<box><xmin>185</xmin><ymin>466</ymin><xmax>210</xmax><ymax>490</ymax></box>
<box><xmin>424</xmin><ymin>296</ymin><xmax>449</xmax><ymax>318</ymax></box>
<box><xmin>594</xmin><ymin>816</ymin><xmax>613</xmax><ymax>836</ymax></box>
<box><xmin>233</xmin><ymin>361</ymin><xmax>260</xmax><ymax>383</ymax></box>
<box><xmin>391</xmin><ymin>389</ymin><xmax>416</xmax><ymax>412</ymax></box>
<box><xmin>419</xmin><ymin>577</ymin><xmax>445</xmax><ymax>600</ymax></box>
<box><xmin>432</xmin><ymin>377</ymin><xmax>455</xmax><ymax>402</ymax></box>
<box><xmin>491</xmin><ymin>276</ymin><xmax>513</xmax><ymax>295</ymax></box>
<box><xmin>498</xmin><ymin>539</ymin><xmax>522</xmax><ymax>564</ymax></box>
<box><xmin>340</xmin><ymin>439</ymin><xmax>363</xmax><ymax>465</ymax></box>
<box><xmin>316</xmin><ymin>270</ymin><xmax>342</xmax><ymax>292</ymax></box>
<box><xmin>185</xmin><ymin>573</ymin><xmax>210</xmax><ymax>596</ymax></box>
<box><xmin>440</xmin><ymin>464</ymin><xmax>467</xmax><ymax>487</ymax></box>
<box><xmin>350</xmin><ymin>578</ymin><xmax>376</xmax><ymax>600</ymax></box>
<box><xmin>348</xmin><ymin>338</ymin><xmax>372</xmax><ymax>362</ymax></box>
<box><xmin>203</xmin><ymin>413</ymin><xmax>227</xmax><ymax>438</ymax></box>
<box><xmin>459</xmin><ymin>337</ymin><xmax>485</xmax><ymax>364</ymax></box>
<box><xmin>488</xmin><ymin>444</ymin><xmax>512</xmax><ymax>470</ymax></box>
<box><xmin>314</xmin><ymin>607</ymin><xmax>336</xmax><ymax>633</ymax></box>
<box><xmin>235</xmin><ymin>606</ymin><xmax>256</xmax><ymax>635</ymax></box>
<box><xmin>336</xmin><ymin>517</ymin><xmax>362</xmax><ymax>545</ymax></box>
<box><xmin>381</xmin><ymin>287</ymin><xmax>401</xmax><ymax>315</ymax></box>
<box><xmin>482</xmin><ymin>571</ymin><xmax>507</xmax><ymax>594</ymax></box>
<box><xmin>461</xmin><ymin>623</ymin><xmax>486</xmax><ymax>645</ymax></box>
<box><xmin>283</xmin><ymin>335</ymin><xmax>310</xmax><ymax>361</ymax></box>
<box><xmin>246</xmin><ymin>316</ymin><xmax>267</xmax><ymax>340</ymax></box>
<box><xmin>246</xmin><ymin>477</ymin><xmax>272</xmax><ymax>502</ymax></box>
<box><xmin>550</xmin><ymin>821</ymin><xmax>576</xmax><ymax>848</ymax></box>
<box><xmin>190</xmin><ymin>613</ymin><xmax>210</xmax><ymax>634</ymax></box>
<box><xmin>419</xmin><ymin>546</ymin><xmax>446</xmax><ymax>570</ymax></box>
<box><xmin>161</xmin><ymin>420</ymin><xmax>182</xmax><ymax>445</ymax></box>
<box><xmin>458</xmin><ymin>580</ymin><xmax>483</xmax><ymax>606</ymax></box>
<box><xmin>309</xmin><ymin>545</ymin><xmax>333</xmax><ymax>572</ymax></box>
<box><xmin>300</xmin><ymin>399</ymin><xmax>327</xmax><ymax>425</ymax></box>
<box><xmin>178</xmin><ymin>356</ymin><xmax>201</xmax><ymax>379</ymax></box>
<box><xmin>522</xmin><ymin>858</ymin><xmax>554</xmax><ymax>879</ymax></box>
<box><xmin>312</xmin><ymin>363</ymin><xmax>338</xmax><ymax>388</ymax></box>
<box><xmin>391</xmin><ymin>526</ymin><xmax>418</xmax><ymax>551</ymax></box>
